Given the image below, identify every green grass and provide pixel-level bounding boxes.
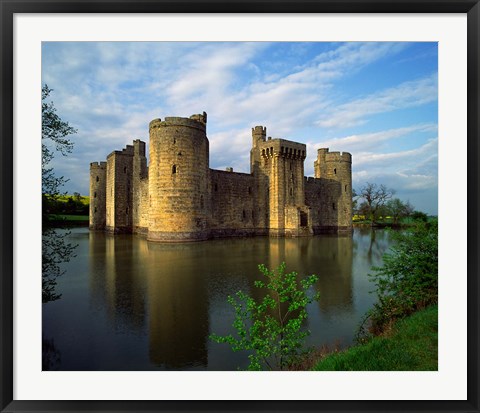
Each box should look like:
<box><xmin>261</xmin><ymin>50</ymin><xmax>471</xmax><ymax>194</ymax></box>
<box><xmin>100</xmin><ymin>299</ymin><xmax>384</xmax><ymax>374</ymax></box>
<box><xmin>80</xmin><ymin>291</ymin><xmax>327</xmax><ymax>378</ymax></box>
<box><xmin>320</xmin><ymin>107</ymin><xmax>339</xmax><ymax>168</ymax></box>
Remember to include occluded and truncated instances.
<box><xmin>313</xmin><ymin>306</ymin><xmax>438</xmax><ymax>371</ymax></box>
<box><xmin>49</xmin><ymin>214</ymin><xmax>89</xmax><ymax>222</ymax></box>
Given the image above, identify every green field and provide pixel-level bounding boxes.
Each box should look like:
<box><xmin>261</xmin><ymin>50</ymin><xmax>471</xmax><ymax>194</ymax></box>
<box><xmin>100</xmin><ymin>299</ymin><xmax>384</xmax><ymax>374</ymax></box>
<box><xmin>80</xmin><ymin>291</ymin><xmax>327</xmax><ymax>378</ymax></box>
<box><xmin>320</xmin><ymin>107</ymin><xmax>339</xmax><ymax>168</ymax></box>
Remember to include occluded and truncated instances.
<box><xmin>313</xmin><ymin>306</ymin><xmax>438</xmax><ymax>371</ymax></box>
<box><xmin>50</xmin><ymin>214</ymin><xmax>89</xmax><ymax>221</ymax></box>
<box><xmin>56</xmin><ymin>194</ymin><xmax>89</xmax><ymax>205</ymax></box>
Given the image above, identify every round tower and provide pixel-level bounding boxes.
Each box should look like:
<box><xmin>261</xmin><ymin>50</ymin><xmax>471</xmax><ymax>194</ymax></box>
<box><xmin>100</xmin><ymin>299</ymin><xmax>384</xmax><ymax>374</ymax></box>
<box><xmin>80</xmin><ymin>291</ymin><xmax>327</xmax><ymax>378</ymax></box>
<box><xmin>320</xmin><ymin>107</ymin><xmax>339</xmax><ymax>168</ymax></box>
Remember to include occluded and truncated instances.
<box><xmin>89</xmin><ymin>161</ymin><xmax>107</xmax><ymax>230</ymax></box>
<box><xmin>324</xmin><ymin>151</ymin><xmax>353</xmax><ymax>231</ymax></box>
<box><xmin>147</xmin><ymin>112</ymin><xmax>210</xmax><ymax>242</ymax></box>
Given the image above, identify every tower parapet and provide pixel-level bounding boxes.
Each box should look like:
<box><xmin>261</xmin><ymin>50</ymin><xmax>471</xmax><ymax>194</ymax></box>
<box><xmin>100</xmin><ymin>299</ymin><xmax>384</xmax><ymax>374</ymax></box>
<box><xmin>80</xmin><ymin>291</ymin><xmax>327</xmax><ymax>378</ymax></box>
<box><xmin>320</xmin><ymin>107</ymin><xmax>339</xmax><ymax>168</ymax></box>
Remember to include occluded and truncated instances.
<box><xmin>149</xmin><ymin>113</ymin><xmax>207</xmax><ymax>133</ymax></box>
<box><xmin>314</xmin><ymin>148</ymin><xmax>351</xmax><ymax>179</ymax></box>
<box><xmin>252</xmin><ymin>126</ymin><xmax>266</xmax><ymax>147</ymax></box>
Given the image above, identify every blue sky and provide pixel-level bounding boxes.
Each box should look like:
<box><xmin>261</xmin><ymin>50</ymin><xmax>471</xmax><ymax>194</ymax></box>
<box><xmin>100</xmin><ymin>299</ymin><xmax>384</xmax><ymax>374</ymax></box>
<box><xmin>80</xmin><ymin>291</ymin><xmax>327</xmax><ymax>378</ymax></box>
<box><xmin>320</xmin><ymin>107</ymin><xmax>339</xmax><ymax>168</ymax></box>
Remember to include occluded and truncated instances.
<box><xmin>42</xmin><ymin>41</ymin><xmax>438</xmax><ymax>214</ymax></box>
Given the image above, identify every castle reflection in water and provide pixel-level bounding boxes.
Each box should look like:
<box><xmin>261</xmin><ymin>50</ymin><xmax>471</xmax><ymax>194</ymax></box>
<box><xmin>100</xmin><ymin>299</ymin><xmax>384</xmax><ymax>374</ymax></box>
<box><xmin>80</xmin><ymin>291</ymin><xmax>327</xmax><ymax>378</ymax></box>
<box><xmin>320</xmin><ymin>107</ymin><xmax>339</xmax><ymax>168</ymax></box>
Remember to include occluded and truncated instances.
<box><xmin>79</xmin><ymin>228</ymin><xmax>390</xmax><ymax>370</ymax></box>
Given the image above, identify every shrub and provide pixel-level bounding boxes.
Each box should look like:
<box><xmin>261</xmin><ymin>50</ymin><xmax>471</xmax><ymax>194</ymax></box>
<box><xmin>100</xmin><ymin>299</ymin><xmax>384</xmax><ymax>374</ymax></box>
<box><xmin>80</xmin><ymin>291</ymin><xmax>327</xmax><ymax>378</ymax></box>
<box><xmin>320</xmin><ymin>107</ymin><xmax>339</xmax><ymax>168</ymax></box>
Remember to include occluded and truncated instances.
<box><xmin>210</xmin><ymin>263</ymin><xmax>320</xmax><ymax>370</ymax></box>
<box><xmin>358</xmin><ymin>220</ymin><xmax>438</xmax><ymax>339</ymax></box>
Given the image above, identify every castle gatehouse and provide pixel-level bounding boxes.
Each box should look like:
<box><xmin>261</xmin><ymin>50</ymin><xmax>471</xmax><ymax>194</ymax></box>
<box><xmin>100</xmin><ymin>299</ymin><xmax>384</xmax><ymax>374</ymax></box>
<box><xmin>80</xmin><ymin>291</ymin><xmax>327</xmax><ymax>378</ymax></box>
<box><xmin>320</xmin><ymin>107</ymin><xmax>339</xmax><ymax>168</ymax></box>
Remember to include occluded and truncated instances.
<box><xmin>89</xmin><ymin>112</ymin><xmax>352</xmax><ymax>242</ymax></box>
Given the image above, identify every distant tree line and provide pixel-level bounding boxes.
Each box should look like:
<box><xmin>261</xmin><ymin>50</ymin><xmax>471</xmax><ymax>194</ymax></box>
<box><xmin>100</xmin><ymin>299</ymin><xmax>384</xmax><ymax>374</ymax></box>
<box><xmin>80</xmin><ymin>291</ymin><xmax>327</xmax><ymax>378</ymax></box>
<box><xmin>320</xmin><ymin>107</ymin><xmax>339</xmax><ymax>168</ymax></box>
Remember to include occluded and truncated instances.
<box><xmin>353</xmin><ymin>182</ymin><xmax>430</xmax><ymax>225</ymax></box>
<box><xmin>44</xmin><ymin>192</ymin><xmax>89</xmax><ymax>216</ymax></box>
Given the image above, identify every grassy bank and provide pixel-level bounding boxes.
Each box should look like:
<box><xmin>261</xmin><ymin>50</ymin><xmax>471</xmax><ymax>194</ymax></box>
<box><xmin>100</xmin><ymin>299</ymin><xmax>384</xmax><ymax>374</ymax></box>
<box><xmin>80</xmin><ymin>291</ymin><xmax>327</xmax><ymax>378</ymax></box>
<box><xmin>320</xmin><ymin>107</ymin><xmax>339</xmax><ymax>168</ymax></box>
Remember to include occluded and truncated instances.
<box><xmin>47</xmin><ymin>214</ymin><xmax>89</xmax><ymax>226</ymax></box>
<box><xmin>313</xmin><ymin>305</ymin><xmax>437</xmax><ymax>371</ymax></box>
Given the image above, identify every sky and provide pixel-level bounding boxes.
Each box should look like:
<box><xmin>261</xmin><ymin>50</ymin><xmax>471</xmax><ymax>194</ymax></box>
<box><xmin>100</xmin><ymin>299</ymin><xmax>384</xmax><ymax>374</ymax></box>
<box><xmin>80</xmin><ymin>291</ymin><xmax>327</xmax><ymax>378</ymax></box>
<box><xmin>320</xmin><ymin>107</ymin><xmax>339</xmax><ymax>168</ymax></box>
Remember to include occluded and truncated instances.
<box><xmin>42</xmin><ymin>41</ymin><xmax>438</xmax><ymax>215</ymax></box>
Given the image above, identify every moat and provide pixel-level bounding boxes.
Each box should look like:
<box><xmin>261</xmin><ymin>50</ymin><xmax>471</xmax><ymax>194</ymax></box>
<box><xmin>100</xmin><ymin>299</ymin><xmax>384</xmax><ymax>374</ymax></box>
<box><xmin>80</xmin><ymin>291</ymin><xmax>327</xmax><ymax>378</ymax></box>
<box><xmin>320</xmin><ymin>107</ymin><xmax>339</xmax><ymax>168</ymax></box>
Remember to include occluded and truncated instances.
<box><xmin>42</xmin><ymin>227</ymin><xmax>392</xmax><ymax>371</ymax></box>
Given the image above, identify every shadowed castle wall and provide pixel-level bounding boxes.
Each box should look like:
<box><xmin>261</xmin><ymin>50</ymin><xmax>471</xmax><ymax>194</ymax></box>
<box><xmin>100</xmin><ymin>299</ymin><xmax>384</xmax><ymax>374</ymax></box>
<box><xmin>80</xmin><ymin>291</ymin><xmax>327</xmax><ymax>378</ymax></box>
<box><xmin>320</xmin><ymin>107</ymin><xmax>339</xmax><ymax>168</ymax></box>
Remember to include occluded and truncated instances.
<box><xmin>105</xmin><ymin>146</ymin><xmax>134</xmax><ymax>233</ymax></box>
<box><xmin>209</xmin><ymin>169</ymin><xmax>257</xmax><ymax>238</ymax></box>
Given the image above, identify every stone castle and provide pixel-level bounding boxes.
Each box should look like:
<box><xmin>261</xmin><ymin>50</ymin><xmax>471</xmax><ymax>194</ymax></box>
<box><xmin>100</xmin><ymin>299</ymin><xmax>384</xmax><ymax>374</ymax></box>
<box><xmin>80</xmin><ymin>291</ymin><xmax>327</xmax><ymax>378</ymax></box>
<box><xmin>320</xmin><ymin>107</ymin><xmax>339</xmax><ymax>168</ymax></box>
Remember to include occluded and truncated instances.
<box><xmin>89</xmin><ymin>112</ymin><xmax>352</xmax><ymax>242</ymax></box>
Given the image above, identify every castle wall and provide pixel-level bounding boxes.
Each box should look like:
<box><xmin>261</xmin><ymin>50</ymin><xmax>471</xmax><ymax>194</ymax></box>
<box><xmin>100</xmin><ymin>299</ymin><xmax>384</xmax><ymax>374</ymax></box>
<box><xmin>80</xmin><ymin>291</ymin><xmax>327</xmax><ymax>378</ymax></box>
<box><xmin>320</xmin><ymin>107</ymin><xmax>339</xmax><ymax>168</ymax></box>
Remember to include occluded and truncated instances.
<box><xmin>250</xmin><ymin>126</ymin><xmax>270</xmax><ymax>234</ymax></box>
<box><xmin>257</xmin><ymin>138</ymin><xmax>307</xmax><ymax>236</ymax></box>
<box><xmin>209</xmin><ymin>169</ymin><xmax>258</xmax><ymax>237</ymax></box>
<box><xmin>147</xmin><ymin>114</ymin><xmax>210</xmax><ymax>242</ymax></box>
<box><xmin>105</xmin><ymin>155</ymin><xmax>115</xmax><ymax>231</ymax></box>
<box><xmin>132</xmin><ymin>178</ymin><xmax>149</xmax><ymax>234</ymax></box>
<box><xmin>132</xmin><ymin>139</ymin><xmax>149</xmax><ymax>234</ymax></box>
<box><xmin>305</xmin><ymin>177</ymin><xmax>342</xmax><ymax>233</ymax></box>
<box><xmin>105</xmin><ymin>147</ymin><xmax>134</xmax><ymax>233</ymax></box>
<box><xmin>90</xmin><ymin>114</ymin><xmax>353</xmax><ymax>241</ymax></box>
<box><xmin>89</xmin><ymin>162</ymin><xmax>107</xmax><ymax>230</ymax></box>
<box><xmin>307</xmin><ymin>148</ymin><xmax>353</xmax><ymax>233</ymax></box>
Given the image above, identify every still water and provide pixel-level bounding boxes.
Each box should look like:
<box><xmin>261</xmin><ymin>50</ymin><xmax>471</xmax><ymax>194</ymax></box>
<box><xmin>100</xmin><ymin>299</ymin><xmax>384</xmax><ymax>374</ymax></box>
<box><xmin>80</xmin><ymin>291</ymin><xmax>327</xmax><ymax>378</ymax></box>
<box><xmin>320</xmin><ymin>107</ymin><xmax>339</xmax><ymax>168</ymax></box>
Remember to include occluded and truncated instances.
<box><xmin>42</xmin><ymin>227</ymin><xmax>393</xmax><ymax>371</ymax></box>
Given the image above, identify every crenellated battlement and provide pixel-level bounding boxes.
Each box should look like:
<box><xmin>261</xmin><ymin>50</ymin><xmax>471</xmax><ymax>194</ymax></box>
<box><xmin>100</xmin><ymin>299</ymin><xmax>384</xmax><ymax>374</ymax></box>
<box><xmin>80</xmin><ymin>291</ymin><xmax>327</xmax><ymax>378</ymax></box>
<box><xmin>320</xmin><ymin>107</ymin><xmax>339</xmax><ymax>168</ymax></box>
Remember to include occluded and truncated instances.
<box><xmin>133</xmin><ymin>139</ymin><xmax>146</xmax><ymax>156</ymax></box>
<box><xmin>252</xmin><ymin>125</ymin><xmax>267</xmax><ymax>136</ymax></box>
<box><xmin>259</xmin><ymin>138</ymin><xmax>306</xmax><ymax>159</ymax></box>
<box><xmin>149</xmin><ymin>112</ymin><xmax>207</xmax><ymax>132</ymax></box>
<box><xmin>189</xmin><ymin>111</ymin><xmax>207</xmax><ymax>124</ymax></box>
<box><xmin>107</xmin><ymin>145</ymin><xmax>135</xmax><ymax>159</ymax></box>
<box><xmin>317</xmin><ymin>148</ymin><xmax>351</xmax><ymax>163</ymax></box>
<box><xmin>325</xmin><ymin>151</ymin><xmax>352</xmax><ymax>163</ymax></box>
<box><xmin>251</xmin><ymin>125</ymin><xmax>267</xmax><ymax>149</ymax></box>
<box><xmin>90</xmin><ymin>161</ymin><xmax>107</xmax><ymax>169</ymax></box>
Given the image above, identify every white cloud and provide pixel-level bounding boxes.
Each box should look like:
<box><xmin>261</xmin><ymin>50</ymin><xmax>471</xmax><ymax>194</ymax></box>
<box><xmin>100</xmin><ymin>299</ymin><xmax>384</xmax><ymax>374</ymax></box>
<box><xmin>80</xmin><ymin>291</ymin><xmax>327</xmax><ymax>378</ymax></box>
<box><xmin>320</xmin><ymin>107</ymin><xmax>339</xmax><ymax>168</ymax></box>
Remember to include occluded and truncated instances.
<box><xmin>354</xmin><ymin>137</ymin><xmax>437</xmax><ymax>168</ymax></box>
<box><xmin>165</xmin><ymin>42</ymin><xmax>410</xmax><ymax>135</ymax></box>
<box><xmin>350</xmin><ymin>140</ymin><xmax>438</xmax><ymax>214</ymax></box>
<box><xmin>312</xmin><ymin>42</ymin><xmax>407</xmax><ymax>79</ymax></box>
<box><xmin>314</xmin><ymin>123</ymin><xmax>437</xmax><ymax>153</ymax></box>
<box><xmin>316</xmin><ymin>73</ymin><xmax>438</xmax><ymax>128</ymax></box>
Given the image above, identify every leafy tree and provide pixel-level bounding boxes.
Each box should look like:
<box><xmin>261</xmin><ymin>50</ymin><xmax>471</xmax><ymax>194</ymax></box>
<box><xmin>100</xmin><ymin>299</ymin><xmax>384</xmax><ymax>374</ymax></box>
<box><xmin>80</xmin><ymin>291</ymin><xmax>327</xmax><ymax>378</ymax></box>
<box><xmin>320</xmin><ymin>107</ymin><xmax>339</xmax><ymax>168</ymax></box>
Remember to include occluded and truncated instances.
<box><xmin>42</xmin><ymin>85</ymin><xmax>76</xmax><ymax>202</ymax></box>
<box><xmin>358</xmin><ymin>182</ymin><xmax>395</xmax><ymax>225</ymax></box>
<box><xmin>411</xmin><ymin>210</ymin><xmax>429</xmax><ymax>222</ymax></box>
<box><xmin>210</xmin><ymin>263</ymin><xmax>320</xmax><ymax>370</ymax></box>
<box><xmin>356</xmin><ymin>201</ymin><xmax>370</xmax><ymax>220</ymax></box>
<box><xmin>358</xmin><ymin>220</ymin><xmax>438</xmax><ymax>339</ymax></box>
<box><xmin>42</xmin><ymin>84</ymin><xmax>77</xmax><ymax>303</ymax></box>
<box><xmin>385</xmin><ymin>198</ymin><xmax>414</xmax><ymax>225</ymax></box>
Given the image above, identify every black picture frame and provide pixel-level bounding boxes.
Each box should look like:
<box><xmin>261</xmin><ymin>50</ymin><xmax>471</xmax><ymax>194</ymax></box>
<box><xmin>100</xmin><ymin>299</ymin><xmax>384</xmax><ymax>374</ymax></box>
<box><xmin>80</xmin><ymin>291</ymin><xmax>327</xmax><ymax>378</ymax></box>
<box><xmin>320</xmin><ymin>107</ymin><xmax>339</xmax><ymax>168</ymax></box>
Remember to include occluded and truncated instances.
<box><xmin>1</xmin><ymin>1</ymin><xmax>479</xmax><ymax>412</ymax></box>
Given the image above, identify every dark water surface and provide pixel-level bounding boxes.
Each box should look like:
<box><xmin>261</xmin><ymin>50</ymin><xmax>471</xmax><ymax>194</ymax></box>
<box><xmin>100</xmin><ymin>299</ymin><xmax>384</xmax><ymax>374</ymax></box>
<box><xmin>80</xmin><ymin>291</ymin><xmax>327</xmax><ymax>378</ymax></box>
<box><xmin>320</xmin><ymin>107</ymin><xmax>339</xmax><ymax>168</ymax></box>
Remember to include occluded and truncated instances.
<box><xmin>42</xmin><ymin>227</ymin><xmax>392</xmax><ymax>371</ymax></box>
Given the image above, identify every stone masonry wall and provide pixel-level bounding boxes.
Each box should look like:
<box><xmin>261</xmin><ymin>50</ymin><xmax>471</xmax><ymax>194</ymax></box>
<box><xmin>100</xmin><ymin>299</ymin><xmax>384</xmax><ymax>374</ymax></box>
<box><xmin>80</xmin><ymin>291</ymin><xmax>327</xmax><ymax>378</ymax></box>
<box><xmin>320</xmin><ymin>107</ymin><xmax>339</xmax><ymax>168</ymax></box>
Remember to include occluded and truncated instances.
<box><xmin>132</xmin><ymin>178</ymin><xmax>149</xmax><ymax>234</ymax></box>
<box><xmin>106</xmin><ymin>147</ymin><xmax>134</xmax><ymax>233</ymax></box>
<box><xmin>89</xmin><ymin>162</ymin><xmax>107</xmax><ymax>230</ymax></box>
<box><xmin>314</xmin><ymin>148</ymin><xmax>352</xmax><ymax>232</ymax></box>
<box><xmin>257</xmin><ymin>138</ymin><xmax>306</xmax><ymax>236</ymax></box>
<box><xmin>105</xmin><ymin>154</ymin><xmax>115</xmax><ymax>231</ymax></box>
<box><xmin>147</xmin><ymin>114</ymin><xmax>210</xmax><ymax>242</ymax></box>
<box><xmin>132</xmin><ymin>139</ymin><xmax>149</xmax><ymax>234</ymax></box>
<box><xmin>305</xmin><ymin>177</ymin><xmax>343</xmax><ymax>233</ymax></box>
<box><xmin>209</xmin><ymin>169</ymin><xmax>257</xmax><ymax>237</ymax></box>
